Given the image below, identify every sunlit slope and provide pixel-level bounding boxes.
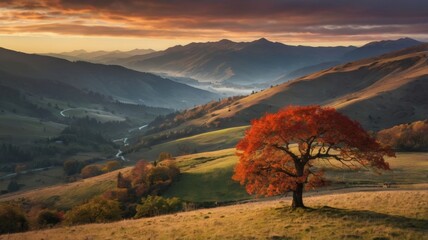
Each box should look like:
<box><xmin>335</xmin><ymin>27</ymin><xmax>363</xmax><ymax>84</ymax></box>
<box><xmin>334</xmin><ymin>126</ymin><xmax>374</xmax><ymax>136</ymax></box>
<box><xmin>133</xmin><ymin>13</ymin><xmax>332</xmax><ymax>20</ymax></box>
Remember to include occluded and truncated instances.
<box><xmin>153</xmin><ymin>44</ymin><xmax>428</xmax><ymax>132</ymax></box>
<box><xmin>128</xmin><ymin>126</ymin><xmax>247</xmax><ymax>160</ymax></box>
<box><xmin>4</xmin><ymin>190</ymin><xmax>427</xmax><ymax>240</ymax></box>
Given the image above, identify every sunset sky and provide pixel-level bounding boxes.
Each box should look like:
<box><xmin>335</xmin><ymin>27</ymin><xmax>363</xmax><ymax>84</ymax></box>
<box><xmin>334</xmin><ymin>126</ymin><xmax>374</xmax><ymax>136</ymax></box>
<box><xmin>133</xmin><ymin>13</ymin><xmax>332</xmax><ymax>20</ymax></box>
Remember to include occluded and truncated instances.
<box><xmin>1</xmin><ymin>0</ymin><xmax>427</xmax><ymax>53</ymax></box>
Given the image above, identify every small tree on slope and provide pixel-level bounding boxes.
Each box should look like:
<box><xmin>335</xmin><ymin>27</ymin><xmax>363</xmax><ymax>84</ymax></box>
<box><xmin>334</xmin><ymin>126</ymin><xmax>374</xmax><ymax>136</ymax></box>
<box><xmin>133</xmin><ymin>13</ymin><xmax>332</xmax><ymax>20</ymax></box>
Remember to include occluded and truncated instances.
<box><xmin>233</xmin><ymin>106</ymin><xmax>394</xmax><ymax>209</ymax></box>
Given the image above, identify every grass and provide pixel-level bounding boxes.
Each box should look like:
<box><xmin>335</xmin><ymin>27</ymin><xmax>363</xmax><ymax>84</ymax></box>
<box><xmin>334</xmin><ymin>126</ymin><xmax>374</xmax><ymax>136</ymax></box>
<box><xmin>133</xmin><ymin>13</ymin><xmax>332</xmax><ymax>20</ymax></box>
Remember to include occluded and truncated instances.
<box><xmin>60</xmin><ymin>108</ymin><xmax>126</xmax><ymax>123</ymax></box>
<box><xmin>0</xmin><ymin>152</ymin><xmax>107</xmax><ymax>192</ymax></box>
<box><xmin>128</xmin><ymin>126</ymin><xmax>248</xmax><ymax>160</ymax></box>
<box><xmin>3</xmin><ymin>190</ymin><xmax>427</xmax><ymax>240</ymax></box>
<box><xmin>164</xmin><ymin>149</ymin><xmax>428</xmax><ymax>203</ymax></box>
<box><xmin>0</xmin><ymin>167</ymin><xmax>131</xmax><ymax>210</ymax></box>
<box><xmin>163</xmin><ymin>149</ymin><xmax>250</xmax><ymax>202</ymax></box>
<box><xmin>0</xmin><ymin>113</ymin><xmax>66</xmax><ymax>144</ymax></box>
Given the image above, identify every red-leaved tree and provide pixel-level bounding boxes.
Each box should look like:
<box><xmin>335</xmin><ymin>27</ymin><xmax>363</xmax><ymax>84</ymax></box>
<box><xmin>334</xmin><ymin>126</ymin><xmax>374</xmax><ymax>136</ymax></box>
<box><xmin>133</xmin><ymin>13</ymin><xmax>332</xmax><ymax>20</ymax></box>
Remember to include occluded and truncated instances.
<box><xmin>233</xmin><ymin>106</ymin><xmax>394</xmax><ymax>208</ymax></box>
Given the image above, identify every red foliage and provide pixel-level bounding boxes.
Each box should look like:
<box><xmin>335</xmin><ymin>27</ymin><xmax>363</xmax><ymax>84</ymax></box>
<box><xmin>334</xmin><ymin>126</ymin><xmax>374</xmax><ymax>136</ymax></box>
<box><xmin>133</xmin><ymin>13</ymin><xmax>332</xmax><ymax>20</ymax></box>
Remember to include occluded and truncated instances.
<box><xmin>233</xmin><ymin>106</ymin><xmax>394</xmax><ymax>207</ymax></box>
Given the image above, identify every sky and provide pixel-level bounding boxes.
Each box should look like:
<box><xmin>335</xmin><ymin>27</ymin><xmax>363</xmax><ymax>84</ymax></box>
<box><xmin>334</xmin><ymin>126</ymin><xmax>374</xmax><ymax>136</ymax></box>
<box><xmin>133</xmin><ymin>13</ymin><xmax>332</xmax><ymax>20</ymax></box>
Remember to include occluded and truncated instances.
<box><xmin>1</xmin><ymin>0</ymin><xmax>427</xmax><ymax>53</ymax></box>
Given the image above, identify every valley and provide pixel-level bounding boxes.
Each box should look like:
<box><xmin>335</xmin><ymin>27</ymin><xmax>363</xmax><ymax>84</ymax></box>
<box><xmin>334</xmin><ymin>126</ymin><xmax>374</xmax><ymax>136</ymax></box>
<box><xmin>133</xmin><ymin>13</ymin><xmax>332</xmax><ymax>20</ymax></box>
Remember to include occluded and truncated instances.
<box><xmin>0</xmin><ymin>32</ymin><xmax>427</xmax><ymax>240</ymax></box>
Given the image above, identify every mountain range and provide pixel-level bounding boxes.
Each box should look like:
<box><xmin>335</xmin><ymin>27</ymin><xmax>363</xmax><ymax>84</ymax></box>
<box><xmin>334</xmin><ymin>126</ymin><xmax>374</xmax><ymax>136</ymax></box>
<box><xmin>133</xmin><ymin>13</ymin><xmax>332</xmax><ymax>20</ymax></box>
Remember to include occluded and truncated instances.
<box><xmin>142</xmin><ymin>43</ymin><xmax>428</xmax><ymax>142</ymax></box>
<box><xmin>45</xmin><ymin>49</ymin><xmax>155</xmax><ymax>64</ymax></box>
<box><xmin>0</xmin><ymin>47</ymin><xmax>218</xmax><ymax>109</ymax></box>
<box><xmin>102</xmin><ymin>38</ymin><xmax>423</xmax><ymax>87</ymax></box>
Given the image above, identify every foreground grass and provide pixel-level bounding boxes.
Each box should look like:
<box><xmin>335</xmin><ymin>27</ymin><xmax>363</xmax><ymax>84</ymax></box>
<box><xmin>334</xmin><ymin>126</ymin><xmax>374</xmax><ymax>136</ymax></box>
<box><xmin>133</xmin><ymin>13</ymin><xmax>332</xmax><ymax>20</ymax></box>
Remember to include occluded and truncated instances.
<box><xmin>2</xmin><ymin>190</ymin><xmax>427</xmax><ymax>240</ymax></box>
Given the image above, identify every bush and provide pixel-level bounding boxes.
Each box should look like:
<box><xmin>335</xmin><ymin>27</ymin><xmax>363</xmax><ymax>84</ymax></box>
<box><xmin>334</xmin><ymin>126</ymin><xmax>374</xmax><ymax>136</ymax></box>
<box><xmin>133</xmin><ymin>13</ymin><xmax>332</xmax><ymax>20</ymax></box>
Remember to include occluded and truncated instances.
<box><xmin>81</xmin><ymin>164</ymin><xmax>102</xmax><ymax>178</ymax></box>
<box><xmin>65</xmin><ymin>197</ymin><xmax>121</xmax><ymax>225</ymax></box>
<box><xmin>103</xmin><ymin>188</ymin><xmax>129</xmax><ymax>202</ymax></box>
<box><xmin>63</xmin><ymin>159</ymin><xmax>82</xmax><ymax>176</ymax></box>
<box><xmin>134</xmin><ymin>196</ymin><xmax>182</xmax><ymax>218</ymax></box>
<box><xmin>103</xmin><ymin>160</ymin><xmax>122</xmax><ymax>172</ymax></box>
<box><xmin>37</xmin><ymin>210</ymin><xmax>62</xmax><ymax>227</ymax></box>
<box><xmin>0</xmin><ymin>204</ymin><xmax>29</xmax><ymax>234</ymax></box>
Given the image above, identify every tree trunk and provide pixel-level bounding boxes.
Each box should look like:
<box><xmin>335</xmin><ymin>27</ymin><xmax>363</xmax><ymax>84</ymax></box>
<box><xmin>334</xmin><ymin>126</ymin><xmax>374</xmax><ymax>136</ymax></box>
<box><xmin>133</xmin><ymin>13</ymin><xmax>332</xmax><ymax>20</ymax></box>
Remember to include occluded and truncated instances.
<box><xmin>292</xmin><ymin>182</ymin><xmax>305</xmax><ymax>209</ymax></box>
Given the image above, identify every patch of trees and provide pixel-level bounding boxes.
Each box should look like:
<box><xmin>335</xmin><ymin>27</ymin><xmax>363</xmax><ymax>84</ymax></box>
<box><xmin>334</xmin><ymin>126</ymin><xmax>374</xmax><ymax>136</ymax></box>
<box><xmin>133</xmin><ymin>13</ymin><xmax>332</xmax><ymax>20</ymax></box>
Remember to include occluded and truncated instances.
<box><xmin>0</xmin><ymin>144</ymin><xmax>33</xmax><ymax>164</ymax></box>
<box><xmin>134</xmin><ymin>195</ymin><xmax>182</xmax><ymax>218</ymax></box>
<box><xmin>64</xmin><ymin>159</ymin><xmax>122</xmax><ymax>178</ymax></box>
<box><xmin>62</xmin><ymin>157</ymin><xmax>181</xmax><ymax>226</ymax></box>
<box><xmin>64</xmin><ymin>117</ymin><xmax>131</xmax><ymax>138</ymax></box>
<box><xmin>377</xmin><ymin>120</ymin><xmax>428</xmax><ymax>151</ymax></box>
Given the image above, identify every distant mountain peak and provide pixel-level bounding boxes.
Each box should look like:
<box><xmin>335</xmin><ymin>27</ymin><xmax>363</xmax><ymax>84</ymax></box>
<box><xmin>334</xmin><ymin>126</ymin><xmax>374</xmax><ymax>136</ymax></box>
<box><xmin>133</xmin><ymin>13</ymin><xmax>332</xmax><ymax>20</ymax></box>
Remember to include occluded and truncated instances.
<box><xmin>253</xmin><ymin>37</ymin><xmax>271</xmax><ymax>44</ymax></box>
<box><xmin>364</xmin><ymin>37</ymin><xmax>421</xmax><ymax>47</ymax></box>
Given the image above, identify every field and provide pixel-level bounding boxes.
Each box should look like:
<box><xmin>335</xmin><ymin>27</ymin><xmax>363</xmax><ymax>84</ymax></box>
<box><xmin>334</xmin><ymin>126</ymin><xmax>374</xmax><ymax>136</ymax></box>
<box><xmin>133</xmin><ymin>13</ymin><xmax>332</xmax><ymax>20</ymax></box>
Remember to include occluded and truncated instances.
<box><xmin>0</xmin><ymin>167</ymin><xmax>131</xmax><ymax>210</ymax></box>
<box><xmin>3</xmin><ymin>190</ymin><xmax>427</xmax><ymax>240</ymax></box>
<box><xmin>2</xmin><ymin>149</ymin><xmax>427</xmax><ymax>209</ymax></box>
<box><xmin>163</xmin><ymin>149</ymin><xmax>249</xmax><ymax>202</ymax></box>
<box><xmin>0</xmin><ymin>114</ymin><xmax>66</xmax><ymax>144</ymax></box>
<box><xmin>128</xmin><ymin>126</ymin><xmax>247</xmax><ymax>160</ymax></box>
<box><xmin>0</xmin><ymin>152</ymin><xmax>108</xmax><ymax>193</ymax></box>
<box><xmin>60</xmin><ymin>107</ymin><xmax>126</xmax><ymax>123</ymax></box>
<box><xmin>164</xmin><ymin>149</ymin><xmax>428</xmax><ymax>203</ymax></box>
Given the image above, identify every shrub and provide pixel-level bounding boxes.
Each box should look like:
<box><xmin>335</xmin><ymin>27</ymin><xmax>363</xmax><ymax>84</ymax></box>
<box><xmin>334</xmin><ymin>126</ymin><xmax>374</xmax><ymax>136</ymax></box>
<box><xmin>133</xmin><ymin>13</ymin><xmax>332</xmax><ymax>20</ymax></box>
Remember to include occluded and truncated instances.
<box><xmin>80</xmin><ymin>164</ymin><xmax>102</xmax><ymax>178</ymax></box>
<box><xmin>65</xmin><ymin>197</ymin><xmax>121</xmax><ymax>225</ymax></box>
<box><xmin>103</xmin><ymin>160</ymin><xmax>122</xmax><ymax>172</ymax></box>
<box><xmin>103</xmin><ymin>188</ymin><xmax>129</xmax><ymax>202</ymax></box>
<box><xmin>63</xmin><ymin>159</ymin><xmax>82</xmax><ymax>176</ymax></box>
<box><xmin>134</xmin><ymin>196</ymin><xmax>182</xmax><ymax>218</ymax></box>
<box><xmin>37</xmin><ymin>210</ymin><xmax>62</xmax><ymax>227</ymax></box>
<box><xmin>0</xmin><ymin>204</ymin><xmax>29</xmax><ymax>234</ymax></box>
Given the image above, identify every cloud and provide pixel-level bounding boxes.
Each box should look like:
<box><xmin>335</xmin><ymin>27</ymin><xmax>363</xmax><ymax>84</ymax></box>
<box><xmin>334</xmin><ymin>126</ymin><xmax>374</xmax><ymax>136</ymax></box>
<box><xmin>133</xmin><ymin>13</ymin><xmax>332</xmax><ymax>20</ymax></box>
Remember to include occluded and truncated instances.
<box><xmin>1</xmin><ymin>0</ymin><xmax>428</xmax><ymax>44</ymax></box>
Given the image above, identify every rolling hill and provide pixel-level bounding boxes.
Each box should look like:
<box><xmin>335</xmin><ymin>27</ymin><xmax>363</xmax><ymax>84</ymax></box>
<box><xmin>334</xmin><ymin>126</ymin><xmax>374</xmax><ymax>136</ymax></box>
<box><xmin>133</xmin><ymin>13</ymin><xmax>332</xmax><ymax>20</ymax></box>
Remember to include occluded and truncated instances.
<box><xmin>138</xmin><ymin>43</ymin><xmax>428</xmax><ymax>145</ymax></box>
<box><xmin>0</xmin><ymin>47</ymin><xmax>218</xmax><ymax>109</ymax></box>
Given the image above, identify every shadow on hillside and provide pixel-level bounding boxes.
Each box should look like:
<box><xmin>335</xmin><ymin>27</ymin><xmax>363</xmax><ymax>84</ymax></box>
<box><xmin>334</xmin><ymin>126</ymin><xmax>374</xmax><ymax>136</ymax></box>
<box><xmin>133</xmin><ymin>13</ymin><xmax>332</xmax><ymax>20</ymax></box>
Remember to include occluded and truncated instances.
<box><xmin>302</xmin><ymin>206</ymin><xmax>427</xmax><ymax>232</ymax></box>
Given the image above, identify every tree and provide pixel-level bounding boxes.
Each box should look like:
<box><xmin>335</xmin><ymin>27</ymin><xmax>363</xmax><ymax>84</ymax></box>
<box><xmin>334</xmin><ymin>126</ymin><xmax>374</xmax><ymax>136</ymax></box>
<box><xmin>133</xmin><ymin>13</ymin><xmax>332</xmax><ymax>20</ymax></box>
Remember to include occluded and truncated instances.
<box><xmin>233</xmin><ymin>106</ymin><xmax>394</xmax><ymax>209</ymax></box>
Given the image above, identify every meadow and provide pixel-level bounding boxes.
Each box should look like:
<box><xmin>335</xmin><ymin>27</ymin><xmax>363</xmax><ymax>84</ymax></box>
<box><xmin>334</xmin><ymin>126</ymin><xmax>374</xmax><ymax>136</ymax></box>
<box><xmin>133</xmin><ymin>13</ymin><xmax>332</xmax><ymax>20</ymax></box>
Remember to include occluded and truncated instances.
<box><xmin>2</xmin><ymin>190</ymin><xmax>426</xmax><ymax>240</ymax></box>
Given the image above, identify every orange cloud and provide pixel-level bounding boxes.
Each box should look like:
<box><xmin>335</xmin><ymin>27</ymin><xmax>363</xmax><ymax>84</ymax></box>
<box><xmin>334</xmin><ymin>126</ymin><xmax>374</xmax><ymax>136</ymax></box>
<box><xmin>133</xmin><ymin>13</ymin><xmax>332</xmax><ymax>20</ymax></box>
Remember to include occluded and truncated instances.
<box><xmin>1</xmin><ymin>0</ymin><xmax>427</xmax><ymax>46</ymax></box>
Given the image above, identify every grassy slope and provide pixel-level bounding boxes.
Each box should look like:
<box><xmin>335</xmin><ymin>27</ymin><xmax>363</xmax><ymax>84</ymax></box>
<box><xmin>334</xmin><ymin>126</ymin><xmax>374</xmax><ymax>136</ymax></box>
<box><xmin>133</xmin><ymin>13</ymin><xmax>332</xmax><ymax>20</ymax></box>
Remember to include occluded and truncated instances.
<box><xmin>164</xmin><ymin>149</ymin><xmax>428</xmax><ymax>203</ymax></box>
<box><xmin>163</xmin><ymin>149</ymin><xmax>249</xmax><ymax>202</ymax></box>
<box><xmin>128</xmin><ymin>126</ymin><xmax>247</xmax><ymax>160</ymax></box>
<box><xmin>0</xmin><ymin>167</ymin><xmax>132</xmax><ymax>210</ymax></box>
<box><xmin>0</xmin><ymin>114</ymin><xmax>66</xmax><ymax>144</ymax></box>
<box><xmin>60</xmin><ymin>108</ymin><xmax>126</xmax><ymax>123</ymax></box>
<box><xmin>1</xmin><ymin>150</ymin><xmax>427</xmax><ymax>208</ymax></box>
<box><xmin>4</xmin><ymin>190</ymin><xmax>427</xmax><ymax>240</ymax></box>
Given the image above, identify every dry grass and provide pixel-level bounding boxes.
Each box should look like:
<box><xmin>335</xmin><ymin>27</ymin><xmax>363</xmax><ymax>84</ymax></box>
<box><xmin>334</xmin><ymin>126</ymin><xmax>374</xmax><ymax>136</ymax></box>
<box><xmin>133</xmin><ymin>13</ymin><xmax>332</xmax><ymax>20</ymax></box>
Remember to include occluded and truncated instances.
<box><xmin>2</xmin><ymin>190</ymin><xmax>427</xmax><ymax>240</ymax></box>
<box><xmin>0</xmin><ymin>167</ymin><xmax>132</xmax><ymax>210</ymax></box>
